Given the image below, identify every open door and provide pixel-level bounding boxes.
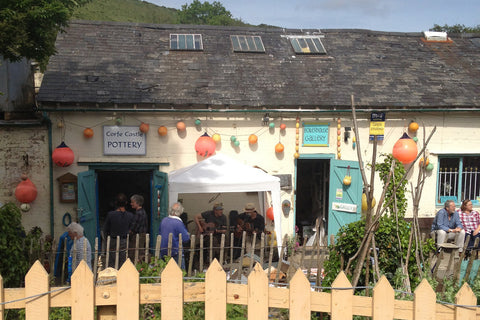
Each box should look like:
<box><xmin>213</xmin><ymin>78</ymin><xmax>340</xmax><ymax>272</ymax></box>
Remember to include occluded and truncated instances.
<box><xmin>151</xmin><ymin>170</ymin><xmax>168</xmax><ymax>241</ymax></box>
<box><xmin>77</xmin><ymin>170</ymin><xmax>97</xmax><ymax>248</ymax></box>
<box><xmin>328</xmin><ymin>159</ymin><xmax>362</xmax><ymax>241</ymax></box>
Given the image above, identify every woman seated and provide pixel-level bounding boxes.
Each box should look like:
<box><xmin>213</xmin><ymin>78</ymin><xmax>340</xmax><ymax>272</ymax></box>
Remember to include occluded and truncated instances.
<box><xmin>458</xmin><ymin>199</ymin><xmax>480</xmax><ymax>248</ymax></box>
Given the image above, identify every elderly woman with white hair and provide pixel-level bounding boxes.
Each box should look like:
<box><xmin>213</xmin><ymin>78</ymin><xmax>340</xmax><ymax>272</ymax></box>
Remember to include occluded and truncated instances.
<box><xmin>159</xmin><ymin>202</ymin><xmax>190</xmax><ymax>268</ymax></box>
<box><xmin>67</xmin><ymin>222</ymin><xmax>92</xmax><ymax>272</ymax></box>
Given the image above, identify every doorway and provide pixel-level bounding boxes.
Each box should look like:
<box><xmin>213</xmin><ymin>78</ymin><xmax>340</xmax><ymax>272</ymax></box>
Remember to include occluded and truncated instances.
<box><xmin>295</xmin><ymin>158</ymin><xmax>330</xmax><ymax>244</ymax></box>
<box><xmin>96</xmin><ymin>170</ymin><xmax>152</xmax><ymax>232</ymax></box>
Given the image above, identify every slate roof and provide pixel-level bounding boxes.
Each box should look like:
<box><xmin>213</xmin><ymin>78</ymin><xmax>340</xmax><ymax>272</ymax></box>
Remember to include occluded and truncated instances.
<box><xmin>37</xmin><ymin>20</ymin><xmax>480</xmax><ymax>110</ymax></box>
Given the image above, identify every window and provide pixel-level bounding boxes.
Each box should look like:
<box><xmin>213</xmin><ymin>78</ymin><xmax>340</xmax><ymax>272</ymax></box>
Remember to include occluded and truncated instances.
<box><xmin>230</xmin><ymin>35</ymin><xmax>265</xmax><ymax>52</ymax></box>
<box><xmin>288</xmin><ymin>36</ymin><xmax>326</xmax><ymax>54</ymax></box>
<box><xmin>170</xmin><ymin>34</ymin><xmax>203</xmax><ymax>51</ymax></box>
<box><xmin>437</xmin><ymin>155</ymin><xmax>480</xmax><ymax>205</ymax></box>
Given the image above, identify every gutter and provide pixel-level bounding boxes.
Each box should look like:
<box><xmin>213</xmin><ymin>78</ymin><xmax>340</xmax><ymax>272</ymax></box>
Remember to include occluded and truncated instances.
<box><xmin>41</xmin><ymin>112</ymin><xmax>54</xmax><ymax>238</ymax></box>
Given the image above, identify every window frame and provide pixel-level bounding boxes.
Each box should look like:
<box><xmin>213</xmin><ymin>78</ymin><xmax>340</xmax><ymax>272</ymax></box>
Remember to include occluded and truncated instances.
<box><xmin>230</xmin><ymin>35</ymin><xmax>265</xmax><ymax>53</ymax></box>
<box><xmin>287</xmin><ymin>35</ymin><xmax>326</xmax><ymax>55</ymax></box>
<box><xmin>436</xmin><ymin>154</ymin><xmax>480</xmax><ymax>206</ymax></box>
<box><xmin>169</xmin><ymin>34</ymin><xmax>203</xmax><ymax>51</ymax></box>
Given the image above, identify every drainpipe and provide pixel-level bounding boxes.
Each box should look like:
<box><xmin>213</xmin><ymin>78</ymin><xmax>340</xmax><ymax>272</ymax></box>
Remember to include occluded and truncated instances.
<box><xmin>42</xmin><ymin>112</ymin><xmax>54</xmax><ymax>237</ymax></box>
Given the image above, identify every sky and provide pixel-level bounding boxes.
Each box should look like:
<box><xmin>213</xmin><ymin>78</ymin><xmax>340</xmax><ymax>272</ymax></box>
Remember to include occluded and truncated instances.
<box><xmin>146</xmin><ymin>0</ymin><xmax>479</xmax><ymax>32</ymax></box>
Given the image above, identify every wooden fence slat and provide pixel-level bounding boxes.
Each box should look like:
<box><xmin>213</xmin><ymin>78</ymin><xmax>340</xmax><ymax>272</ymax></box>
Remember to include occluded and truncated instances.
<box><xmin>93</xmin><ymin>238</ymin><xmax>99</xmax><ymax>282</ymax></box>
<box><xmin>178</xmin><ymin>233</ymin><xmax>183</xmax><ymax>267</ymax></box>
<box><xmin>115</xmin><ymin>236</ymin><xmax>120</xmax><ymax>270</ymax></box>
<box><xmin>117</xmin><ymin>259</ymin><xmax>139</xmax><ymax>320</ymax></box>
<box><xmin>205</xmin><ymin>259</ymin><xmax>226</xmax><ymax>320</ymax></box>
<box><xmin>219</xmin><ymin>233</ymin><xmax>225</xmax><ymax>266</ymax></box>
<box><xmin>200</xmin><ymin>234</ymin><xmax>204</xmax><ymax>272</ymax></box>
<box><xmin>455</xmin><ymin>282</ymin><xmax>477</xmax><ymax>320</ymax></box>
<box><xmin>188</xmin><ymin>234</ymin><xmax>195</xmax><ymax>277</ymax></box>
<box><xmin>25</xmin><ymin>261</ymin><xmax>49</xmax><ymax>320</ymax></box>
<box><xmin>209</xmin><ymin>234</ymin><xmax>213</xmax><ymax>264</ymax></box>
<box><xmin>134</xmin><ymin>234</ymin><xmax>139</xmax><ymax>264</ymax></box>
<box><xmin>331</xmin><ymin>271</ymin><xmax>353</xmax><ymax>319</ymax></box>
<box><xmin>71</xmin><ymin>260</ymin><xmax>94</xmax><ymax>320</ymax></box>
<box><xmin>414</xmin><ymin>279</ymin><xmax>436</xmax><ymax>320</ymax></box>
<box><xmin>161</xmin><ymin>259</ymin><xmax>183</xmax><ymax>320</ymax></box>
<box><xmin>372</xmin><ymin>276</ymin><xmax>394</xmax><ymax>319</ymax></box>
<box><xmin>247</xmin><ymin>263</ymin><xmax>268</xmax><ymax>320</ymax></box>
<box><xmin>145</xmin><ymin>233</ymin><xmax>150</xmax><ymax>263</ymax></box>
<box><xmin>289</xmin><ymin>268</ymin><xmax>311</xmax><ymax>320</ymax></box>
<box><xmin>155</xmin><ymin>235</ymin><xmax>161</xmax><ymax>259</ymax></box>
<box><xmin>105</xmin><ymin>236</ymin><xmax>111</xmax><ymax>269</ymax></box>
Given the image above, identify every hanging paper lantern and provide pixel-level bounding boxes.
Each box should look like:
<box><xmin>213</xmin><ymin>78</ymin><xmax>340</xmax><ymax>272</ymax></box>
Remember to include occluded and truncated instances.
<box><xmin>158</xmin><ymin>126</ymin><xmax>168</xmax><ymax>136</ymax></box>
<box><xmin>426</xmin><ymin>163</ymin><xmax>434</xmax><ymax>171</ymax></box>
<box><xmin>269</xmin><ymin>122</ymin><xmax>275</xmax><ymax>129</ymax></box>
<box><xmin>280</xmin><ymin>123</ymin><xmax>287</xmax><ymax>130</ymax></box>
<box><xmin>195</xmin><ymin>133</ymin><xmax>216</xmax><ymax>158</ymax></box>
<box><xmin>419</xmin><ymin>157</ymin><xmax>429</xmax><ymax>167</ymax></box>
<box><xmin>234</xmin><ymin>140</ymin><xmax>240</xmax><ymax>147</ymax></box>
<box><xmin>294</xmin><ymin>152</ymin><xmax>300</xmax><ymax>159</ymax></box>
<box><xmin>195</xmin><ymin>119</ymin><xmax>202</xmax><ymax>126</ymax></box>
<box><xmin>83</xmin><ymin>128</ymin><xmax>94</xmax><ymax>139</ymax></box>
<box><xmin>212</xmin><ymin>133</ymin><xmax>221</xmax><ymax>143</ymax></box>
<box><xmin>52</xmin><ymin>142</ymin><xmax>74</xmax><ymax>167</ymax></box>
<box><xmin>408</xmin><ymin>121</ymin><xmax>419</xmax><ymax>132</ymax></box>
<box><xmin>230</xmin><ymin>135</ymin><xmax>237</xmax><ymax>142</ymax></box>
<box><xmin>139</xmin><ymin>122</ymin><xmax>149</xmax><ymax>133</ymax></box>
<box><xmin>392</xmin><ymin>133</ymin><xmax>418</xmax><ymax>164</ymax></box>
<box><xmin>266</xmin><ymin>207</ymin><xmax>274</xmax><ymax>220</ymax></box>
<box><xmin>176</xmin><ymin>121</ymin><xmax>186</xmax><ymax>131</ymax></box>
<box><xmin>15</xmin><ymin>174</ymin><xmax>38</xmax><ymax>204</ymax></box>
<box><xmin>275</xmin><ymin>142</ymin><xmax>284</xmax><ymax>153</ymax></box>
<box><xmin>248</xmin><ymin>134</ymin><xmax>258</xmax><ymax>145</ymax></box>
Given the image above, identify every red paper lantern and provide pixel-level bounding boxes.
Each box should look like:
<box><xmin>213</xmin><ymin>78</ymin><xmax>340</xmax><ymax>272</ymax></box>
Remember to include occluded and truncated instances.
<box><xmin>266</xmin><ymin>207</ymin><xmax>274</xmax><ymax>220</ymax></box>
<box><xmin>139</xmin><ymin>122</ymin><xmax>149</xmax><ymax>133</ymax></box>
<box><xmin>83</xmin><ymin>128</ymin><xmax>94</xmax><ymax>138</ymax></box>
<box><xmin>52</xmin><ymin>142</ymin><xmax>74</xmax><ymax>167</ymax></box>
<box><xmin>15</xmin><ymin>174</ymin><xmax>37</xmax><ymax>203</ymax></box>
<box><xmin>195</xmin><ymin>133</ymin><xmax>216</xmax><ymax>158</ymax></box>
<box><xmin>176</xmin><ymin>121</ymin><xmax>186</xmax><ymax>131</ymax></box>
<box><xmin>158</xmin><ymin>126</ymin><xmax>168</xmax><ymax>136</ymax></box>
<box><xmin>392</xmin><ymin>133</ymin><xmax>418</xmax><ymax>164</ymax></box>
<box><xmin>280</xmin><ymin>123</ymin><xmax>287</xmax><ymax>130</ymax></box>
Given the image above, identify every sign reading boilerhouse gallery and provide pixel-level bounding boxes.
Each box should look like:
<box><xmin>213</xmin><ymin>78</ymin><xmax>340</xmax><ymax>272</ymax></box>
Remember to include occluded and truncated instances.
<box><xmin>302</xmin><ymin>122</ymin><xmax>329</xmax><ymax>147</ymax></box>
<box><xmin>103</xmin><ymin>126</ymin><xmax>146</xmax><ymax>155</ymax></box>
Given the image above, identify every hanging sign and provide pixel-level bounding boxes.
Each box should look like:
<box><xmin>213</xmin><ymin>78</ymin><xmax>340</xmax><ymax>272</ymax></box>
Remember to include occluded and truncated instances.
<box><xmin>302</xmin><ymin>122</ymin><xmax>329</xmax><ymax>147</ymax></box>
<box><xmin>369</xmin><ymin>112</ymin><xmax>385</xmax><ymax>140</ymax></box>
<box><xmin>332</xmin><ymin>202</ymin><xmax>357</xmax><ymax>213</ymax></box>
<box><xmin>103</xmin><ymin>126</ymin><xmax>146</xmax><ymax>155</ymax></box>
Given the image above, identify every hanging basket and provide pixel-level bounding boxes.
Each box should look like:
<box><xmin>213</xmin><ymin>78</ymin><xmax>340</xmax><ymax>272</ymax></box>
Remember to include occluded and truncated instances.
<box><xmin>343</xmin><ymin>166</ymin><xmax>352</xmax><ymax>185</ymax></box>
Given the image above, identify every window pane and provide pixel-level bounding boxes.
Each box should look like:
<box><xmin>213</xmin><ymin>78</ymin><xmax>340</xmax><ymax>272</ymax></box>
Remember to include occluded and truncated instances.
<box><xmin>253</xmin><ymin>36</ymin><xmax>264</xmax><ymax>51</ymax></box>
<box><xmin>239</xmin><ymin>36</ymin><xmax>248</xmax><ymax>51</ymax></box>
<box><xmin>186</xmin><ymin>34</ymin><xmax>194</xmax><ymax>49</ymax></box>
<box><xmin>297</xmin><ymin>38</ymin><xmax>310</xmax><ymax>53</ymax></box>
<box><xmin>246</xmin><ymin>36</ymin><xmax>255</xmax><ymax>50</ymax></box>
<box><xmin>290</xmin><ymin>39</ymin><xmax>302</xmax><ymax>53</ymax></box>
<box><xmin>170</xmin><ymin>34</ymin><xmax>178</xmax><ymax>50</ymax></box>
<box><xmin>194</xmin><ymin>34</ymin><xmax>202</xmax><ymax>49</ymax></box>
<box><xmin>461</xmin><ymin>156</ymin><xmax>480</xmax><ymax>203</ymax></box>
<box><xmin>438</xmin><ymin>158</ymin><xmax>460</xmax><ymax>203</ymax></box>
<box><xmin>305</xmin><ymin>38</ymin><xmax>317</xmax><ymax>53</ymax></box>
<box><xmin>231</xmin><ymin>36</ymin><xmax>241</xmax><ymax>51</ymax></box>
<box><xmin>178</xmin><ymin>34</ymin><xmax>186</xmax><ymax>50</ymax></box>
<box><xmin>312</xmin><ymin>38</ymin><xmax>325</xmax><ymax>53</ymax></box>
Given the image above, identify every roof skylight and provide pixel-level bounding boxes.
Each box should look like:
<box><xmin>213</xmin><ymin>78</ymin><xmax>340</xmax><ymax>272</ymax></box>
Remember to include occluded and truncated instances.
<box><xmin>170</xmin><ymin>34</ymin><xmax>203</xmax><ymax>51</ymax></box>
<box><xmin>231</xmin><ymin>35</ymin><xmax>265</xmax><ymax>53</ymax></box>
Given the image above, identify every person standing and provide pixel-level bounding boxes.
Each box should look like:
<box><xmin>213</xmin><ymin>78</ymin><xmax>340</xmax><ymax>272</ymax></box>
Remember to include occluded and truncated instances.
<box><xmin>103</xmin><ymin>193</ymin><xmax>134</xmax><ymax>268</ymax></box>
<box><xmin>130</xmin><ymin>194</ymin><xmax>148</xmax><ymax>260</ymax></box>
<box><xmin>159</xmin><ymin>202</ymin><xmax>190</xmax><ymax>268</ymax></box>
<box><xmin>431</xmin><ymin>199</ymin><xmax>466</xmax><ymax>255</ymax></box>
<box><xmin>458</xmin><ymin>199</ymin><xmax>480</xmax><ymax>248</ymax></box>
<box><xmin>67</xmin><ymin>222</ymin><xmax>92</xmax><ymax>274</ymax></box>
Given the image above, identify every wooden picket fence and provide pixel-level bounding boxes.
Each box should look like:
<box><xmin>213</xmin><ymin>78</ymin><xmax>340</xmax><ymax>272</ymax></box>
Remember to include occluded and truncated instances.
<box><xmin>1</xmin><ymin>258</ymin><xmax>480</xmax><ymax>319</ymax></box>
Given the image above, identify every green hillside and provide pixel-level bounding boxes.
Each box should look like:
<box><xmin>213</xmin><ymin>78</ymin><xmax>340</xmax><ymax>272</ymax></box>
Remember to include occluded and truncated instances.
<box><xmin>72</xmin><ymin>0</ymin><xmax>179</xmax><ymax>24</ymax></box>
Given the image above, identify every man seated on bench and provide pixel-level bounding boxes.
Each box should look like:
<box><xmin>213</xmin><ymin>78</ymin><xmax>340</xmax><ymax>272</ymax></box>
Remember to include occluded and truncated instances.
<box><xmin>431</xmin><ymin>199</ymin><xmax>466</xmax><ymax>255</ymax></box>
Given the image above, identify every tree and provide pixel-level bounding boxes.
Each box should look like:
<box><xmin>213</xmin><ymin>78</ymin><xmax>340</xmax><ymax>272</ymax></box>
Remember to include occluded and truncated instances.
<box><xmin>431</xmin><ymin>24</ymin><xmax>480</xmax><ymax>33</ymax></box>
<box><xmin>0</xmin><ymin>0</ymin><xmax>91</xmax><ymax>69</ymax></box>
<box><xmin>176</xmin><ymin>0</ymin><xmax>244</xmax><ymax>26</ymax></box>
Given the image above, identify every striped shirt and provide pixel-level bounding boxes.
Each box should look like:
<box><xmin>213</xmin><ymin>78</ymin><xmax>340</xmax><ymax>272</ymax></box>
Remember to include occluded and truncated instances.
<box><xmin>458</xmin><ymin>209</ymin><xmax>480</xmax><ymax>234</ymax></box>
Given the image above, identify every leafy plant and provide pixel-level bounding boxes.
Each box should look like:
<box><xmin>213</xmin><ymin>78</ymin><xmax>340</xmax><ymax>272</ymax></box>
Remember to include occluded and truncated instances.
<box><xmin>0</xmin><ymin>203</ymin><xmax>29</xmax><ymax>288</ymax></box>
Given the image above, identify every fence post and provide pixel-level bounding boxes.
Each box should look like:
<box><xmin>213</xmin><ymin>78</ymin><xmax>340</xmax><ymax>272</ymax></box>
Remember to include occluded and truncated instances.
<box><xmin>205</xmin><ymin>259</ymin><xmax>226</xmax><ymax>320</ymax></box>
<box><xmin>0</xmin><ymin>274</ymin><xmax>4</xmax><ymax>319</ymax></box>
<box><xmin>188</xmin><ymin>234</ymin><xmax>195</xmax><ymax>276</ymax></box>
<box><xmin>331</xmin><ymin>271</ymin><xmax>353</xmax><ymax>319</ymax></box>
<box><xmin>290</xmin><ymin>269</ymin><xmax>311</xmax><ymax>320</ymax></box>
<box><xmin>117</xmin><ymin>260</ymin><xmax>139</xmax><ymax>320</ymax></box>
<box><xmin>71</xmin><ymin>261</ymin><xmax>94</xmax><ymax>319</ymax></box>
<box><xmin>219</xmin><ymin>233</ymin><xmax>225</xmax><ymax>266</ymax></box>
<box><xmin>372</xmin><ymin>276</ymin><xmax>394</xmax><ymax>319</ymax></box>
<box><xmin>155</xmin><ymin>235</ymin><xmax>161</xmax><ymax>260</ymax></box>
<box><xmin>455</xmin><ymin>282</ymin><xmax>477</xmax><ymax>319</ymax></box>
<box><xmin>106</xmin><ymin>236</ymin><xmax>111</xmax><ymax>269</ymax></box>
<box><xmin>247</xmin><ymin>263</ymin><xmax>268</xmax><ymax>319</ymax></box>
<box><xmin>161</xmin><ymin>259</ymin><xmax>184</xmax><ymax>319</ymax></box>
<box><xmin>25</xmin><ymin>261</ymin><xmax>49</xmax><ymax>320</ymax></box>
<box><xmin>145</xmin><ymin>233</ymin><xmax>150</xmax><ymax>263</ymax></box>
<box><xmin>413</xmin><ymin>279</ymin><xmax>436</xmax><ymax>319</ymax></box>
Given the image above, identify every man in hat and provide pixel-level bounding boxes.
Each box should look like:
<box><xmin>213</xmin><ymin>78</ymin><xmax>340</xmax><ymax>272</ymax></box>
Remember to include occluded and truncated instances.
<box><xmin>233</xmin><ymin>203</ymin><xmax>265</xmax><ymax>259</ymax></box>
<box><xmin>194</xmin><ymin>203</ymin><xmax>227</xmax><ymax>236</ymax></box>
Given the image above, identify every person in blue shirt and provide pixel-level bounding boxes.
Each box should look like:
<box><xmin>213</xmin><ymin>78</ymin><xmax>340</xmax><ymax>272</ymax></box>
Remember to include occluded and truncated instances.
<box><xmin>431</xmin><ymin>199</ymin><xmax>465</xmax><ymax>254</ymax></box>
<box><xmin>159</xmin><ymin>202</ymin><xmax>190</xmax><ymax>269</ymax></box>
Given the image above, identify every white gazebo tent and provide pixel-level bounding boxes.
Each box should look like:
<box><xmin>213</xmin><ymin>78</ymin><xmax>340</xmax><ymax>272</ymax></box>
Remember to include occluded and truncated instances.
<box><xmin>168</xmin><ymin>153</ymin><xmax>283</xmax><ymax>251</ymax></box>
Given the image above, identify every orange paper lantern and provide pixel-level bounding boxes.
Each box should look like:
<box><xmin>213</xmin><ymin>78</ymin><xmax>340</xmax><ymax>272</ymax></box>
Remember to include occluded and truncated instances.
<box><xmin>158</xmin><ymin>126</ymin><xmax>168</xmax><ymax>136</ymax></box>
<box><xmin>139</xmin><ymin>122</ymin><xmax>149</xmax><ymax>133</ymax></box>
<box><xmin>52</xmin><ymin>142</ymin><xmax>74</xmax><ymax>167</ymax></box>
<box><xmin>275</xmin><ymin>142</ymin><xmax>284</xmax><ymax>153</ymax></box>
<box><xmin>195</xmin><ymin>133</ymin><xmax>216</xmax><ymax>158</ymax></box>
<box><xmin>248</xmin><ymin>134</ymin><xmax>258</xmax><ymax>145</ymax></box>
<box><xmin>176</xmin><ymin>121</ymin><xmax>186</xmax><ymax>131</ymax></box>
<box><xmin>15</xmin><ymin>174</ymin><xmax>38</xmax><ymax>204</ymax></box>
<box><xmin>408</xmin><ymin>121</ymin><xmax>419</xmax><ymax>132</ymax></box>
<box><xmin>266</xmin><ymin>207</ymin><xmax>274</xmax><ymax>220</ymax></box>
<box><xmin>83</xmin><ymin>128</ymin><xmax>94</xmax><ymax>138</ymax></box>
<box><xmin>392</xmin><ymin>133</ymin><xmax>418</xmax><ymax>164</ymax></box>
